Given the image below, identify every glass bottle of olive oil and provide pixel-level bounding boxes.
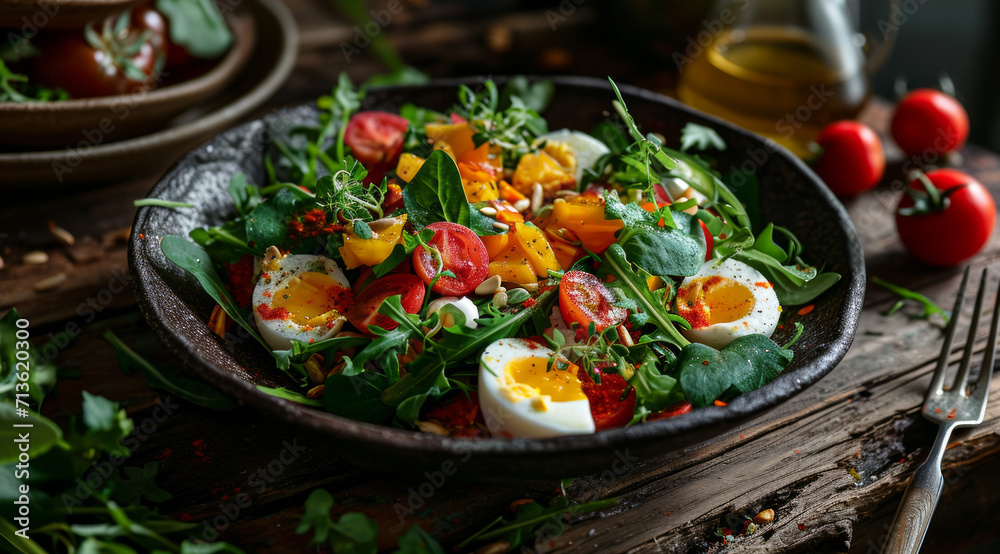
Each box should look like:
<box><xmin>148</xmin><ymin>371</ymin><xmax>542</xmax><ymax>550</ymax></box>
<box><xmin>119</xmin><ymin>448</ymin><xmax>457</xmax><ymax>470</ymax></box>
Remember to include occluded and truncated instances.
<box><xmin>677</xmin><ymin>1</ymin><xmax>872</xmax><ymax>158</ymax></box>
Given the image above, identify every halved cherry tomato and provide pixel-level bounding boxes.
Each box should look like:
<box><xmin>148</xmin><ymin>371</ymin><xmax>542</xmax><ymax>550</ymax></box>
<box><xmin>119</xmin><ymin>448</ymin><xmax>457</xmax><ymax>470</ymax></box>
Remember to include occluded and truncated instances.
<box><xmin>891</xmin><ymin>89</ymin><xmax>969</xmax><ymax>158</ymax></box>
<box><xmin>344</xmin><ymin>111</ymin><xmax>410</xmax><ymax>166</ymax></box>
<box><xmin>413</xmin><ymin>222</ymin><xmax>489</xmax><ymax>296</ymax></box>
<box><xmin>558</xmin><ymin>271</ymin><xmax>627</xmax><ymax>339</ymax></box>
<box><xmin>578</xmin><ymin>365</ymin><xmax>635</xmax><ymax>431</ymax></box>
<box><xmin>813</xmin><ymin>121</ymin><xmax>885</xmax><ymax>197</ymax></box>
<box><xmin>346</xmin><ymin>273</ymin><xmax>424</xmax><ymax>335</ymax></box>
<box><xmin>895</xmin><ymin>169</ymin><xmax>995</xmax><ymax>267</ymax></box>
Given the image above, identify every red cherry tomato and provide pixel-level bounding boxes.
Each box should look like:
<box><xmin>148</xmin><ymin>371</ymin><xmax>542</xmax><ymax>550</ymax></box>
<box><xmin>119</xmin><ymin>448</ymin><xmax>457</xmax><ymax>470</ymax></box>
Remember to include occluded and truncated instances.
<box><xmin>346</xmin><ymin>273</ymin><xmax>425</xmax><ymax>335</ymax></box>
<box><xmin>895</xmin><ymin>169</ymin><xmax>995</xmax><ymax>267</ymax></box>
<box><xmin>36</xmin><ymin>15</ymin><xmax>160</xmax><ymax>98</ymax></box>
<box><xmin>646</xmin><ymin>400</ymin><xmax>693</xmax><ymax>421</ymax></box>
<box><xmin>412</xmin><ymin>222</ymin><xmax>489</xmax><ymax>296</ymax></box>
<box><xmin>578</xmin><ymin>365</ymin><xmax>636</xmax><ymax>431</ymax></box>
<box><xmin>891</xmin><ymin>89</ymin><xmax>969</xmax><ymax>158</ymax></box>
<box><xmin>559</xmin><ymin>271</ymin><xmax>627</xmax><ymax>339</ymax></box>
<box><xmin>813</xmin><ymin>121</ymin><xmax>885</xmax><ymax>197</ymax></box>
<box><xmin>130</xmin><ymin>2</ymin><xmax>167</xmax><ymax>50</ymax></box>
<box><xmin>344</xmin><ymin>111</ymin><xmax>410</xmax><ymax>166</ymax></box>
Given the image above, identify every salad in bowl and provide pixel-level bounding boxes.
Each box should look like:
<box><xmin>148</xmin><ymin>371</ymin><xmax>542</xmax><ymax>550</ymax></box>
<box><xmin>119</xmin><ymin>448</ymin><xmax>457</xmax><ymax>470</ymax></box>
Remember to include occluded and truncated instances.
<box><xmin>154</xmin><ymin>76</ymin><xmax>842</xmax><ymax>441</ymax></box>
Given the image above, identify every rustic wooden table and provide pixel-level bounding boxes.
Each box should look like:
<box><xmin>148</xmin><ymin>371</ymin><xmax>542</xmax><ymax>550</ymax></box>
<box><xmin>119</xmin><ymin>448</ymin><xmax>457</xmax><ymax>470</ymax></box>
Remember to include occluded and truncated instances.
<box><xmin>3</xmin><ymin>2</ymin><xmax>1000</xmax><ymax>552</ymax></box>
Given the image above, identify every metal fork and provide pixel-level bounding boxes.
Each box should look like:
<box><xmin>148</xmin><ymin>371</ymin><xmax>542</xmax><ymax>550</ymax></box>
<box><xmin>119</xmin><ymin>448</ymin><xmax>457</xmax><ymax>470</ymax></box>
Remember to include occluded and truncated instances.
<box><xmin>882</xmin><ymin>267</ymin><xmax>1000</xmax><ymax>554</ymax></box>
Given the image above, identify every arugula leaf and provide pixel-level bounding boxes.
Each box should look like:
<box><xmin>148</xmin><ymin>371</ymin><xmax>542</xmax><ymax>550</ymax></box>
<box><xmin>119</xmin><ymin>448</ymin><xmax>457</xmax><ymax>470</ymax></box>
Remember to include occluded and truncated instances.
<box><xmin>160</xmin><ymin>235</ymin><xmax>269</xmax><ymax>352</ymax></box>
<box><xmin>381</xmin><ymin>287</ymin><xmax>558</xmax><ymax>409</ymax></box>
<box><xmin>323</xmin><ymin>358</ymin><xmax>395</xmax><ymax>423</ymax></box>
<box><xmin>395</xmin><ymin>525</ymin><xmax>445</xmax><ymax>554</ymax></box>
<box><xmin>189</xmin><ymin>219</ymin><xmax>256</xmax><ymax>265</ymax></box>
<box><xmin>599</xmin><ymin>245</ymin><xmax>689</xmax><ymax>349</ymax></box>
<box><xmin>679</xmin><ymin>122</ymin><xmax>726</xmax><ymax>152</ymax></box>
<box><xmin>873</xmin><ymin>276</ymin><xmax>950</xmax><ymax>324</ymax></box>
<box><xmin>677</xmin><ymin>334</ymin><xmax>792</xmax><ymax>408</ymax></box>
<box><xmin>256</xmin><ymin>385</ymin><xmax>324</xmax><ymax>407</ymax></box>
<box><xmin>401</xmin><ymin>150</ymin><xmax>469</xmax><ymax>230</ymax></box>
<box><xmin>103</xmin><ymin>330</ymin><xmax>236</xmax><ymax>411</ymax></box>
<box><xmin>155</xmin><ymin>0</ymin><xmax>233</xmax><ymax>58</ymax></box>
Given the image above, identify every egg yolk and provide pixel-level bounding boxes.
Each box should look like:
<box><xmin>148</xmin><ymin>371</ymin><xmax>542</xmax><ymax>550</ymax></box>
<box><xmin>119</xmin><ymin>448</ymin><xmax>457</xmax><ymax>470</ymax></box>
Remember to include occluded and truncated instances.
<box><xmin>676</xmin><ymin>275</ymin><xmax>755</xmax><ymax>329</ymax></box>
<box><xmin>271</xmin><ymin>271</ymin><xmax>348</xmax><ymax>326</ymax></box>
<box><xmin>503</xmin><ymin>357</ymin><xmax>587</xmax><ymax>403</ymax></box>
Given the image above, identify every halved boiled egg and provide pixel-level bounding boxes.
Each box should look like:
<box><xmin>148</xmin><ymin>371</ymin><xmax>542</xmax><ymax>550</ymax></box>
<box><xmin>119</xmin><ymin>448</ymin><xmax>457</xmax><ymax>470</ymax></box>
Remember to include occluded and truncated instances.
<box><xmin>478</xmin><ymin>338</ymin><xmax>595</xmax><ymax>438</ymax></box>
<box><xmin>675</xmin><ymin>258</ymin><xmax>781</xmax><ymax>349</ymax></box>
<box><xmin>252</xmin><ymin>248</ymin><xmax>352</xmax><ymax>350</ymax></box>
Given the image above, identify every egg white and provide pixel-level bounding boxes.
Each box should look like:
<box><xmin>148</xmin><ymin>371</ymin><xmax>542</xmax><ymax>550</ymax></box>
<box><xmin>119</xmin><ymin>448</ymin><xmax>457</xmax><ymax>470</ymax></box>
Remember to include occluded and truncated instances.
<box><xmin>478</xmin><ymin>338</ymin><xmax>595</xmax><ymax>438</ymax></box>
<box><xmin>536</xmin><ymin>129</ymin><xmax>611</xmax><ymax>183</ymax></box>
<box><xmin>675</xmin><ymin>258</ymin><xmax>781</xmax><ymax>349</ymax></box>
<box><xmin>252</xmin><ymin>250</ymin><xmax>351</xmax><ymax>350</ymax></box>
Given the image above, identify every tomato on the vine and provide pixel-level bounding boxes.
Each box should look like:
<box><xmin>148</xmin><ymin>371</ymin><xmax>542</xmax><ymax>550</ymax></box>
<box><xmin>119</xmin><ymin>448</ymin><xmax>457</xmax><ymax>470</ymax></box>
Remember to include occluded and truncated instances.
<box><xmin>812</xmin><ymin>121</ymin><xmax>885</xmax><ymax>196</ymax></box>
<box><xmin>895</xmin><ymin>169</ymin><xmax>995</xmax><ymax>267</ymax></box>
<box><xmin>412</xmin><ymin>222</ymin><xmax>489</xmax><ymax>296</ymax></box>
<box><xmin>558</xmin><ymin>270</ymin><xmax>627</xmax><ymax>339</ymax></box>
<box><xmin>891</xmin><ymin>89</ymin><xmax>969</xmax><ymax>158</ymax></box>
<box><xmin>36</xmin><ymin>13</ymin><xmax>161</xmax><ymax>98</ymax></box>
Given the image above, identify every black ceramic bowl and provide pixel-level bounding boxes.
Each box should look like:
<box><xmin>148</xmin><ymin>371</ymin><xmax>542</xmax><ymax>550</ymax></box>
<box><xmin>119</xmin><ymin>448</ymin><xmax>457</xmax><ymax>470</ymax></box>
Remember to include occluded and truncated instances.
<box><xmin>129</xmin><ymin>76</ymin><xmax>865</xmax><ymax>481</ymax></box>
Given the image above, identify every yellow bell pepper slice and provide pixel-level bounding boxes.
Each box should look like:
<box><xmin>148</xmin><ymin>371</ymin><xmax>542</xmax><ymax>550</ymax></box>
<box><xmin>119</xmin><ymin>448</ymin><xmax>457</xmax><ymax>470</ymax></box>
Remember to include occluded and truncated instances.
<box><xmin>338</xmin><ymin>215</ymin><xmax>407</xmax><ymax>269</ymax></box>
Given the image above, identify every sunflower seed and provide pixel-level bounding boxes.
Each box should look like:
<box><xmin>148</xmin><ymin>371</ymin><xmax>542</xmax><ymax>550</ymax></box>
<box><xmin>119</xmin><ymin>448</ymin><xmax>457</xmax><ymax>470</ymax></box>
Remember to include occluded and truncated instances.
<box><xmin>493</xmin><ymin>221</ymin><xmax>510</xmax><ymax>231</ymax></box>
<box><xmin>48</xmin><ymin>223</ymin><xmax>75</xmax><ymax>246</ymax></box>
<box><xmin>531</xmin><ymin>183</ymin><xmax>544</xmax><ymax>213</ymax></box>
<box><xmin>23</xmin><ymin>251</ymin><xmax>48</xmax><ymax>265</ymax></box>
<box><xmin>513</xmin><ymin>198</ymin><xmax>530</xmax><ymax>212</ymax></box>
<box><xmin>306</xmin><ymin>385</ymin><xmax>325</xmax><ymax>399</ymax></box>
<box><xmin>479</xmin><ymin>206</ymin><xmax>499</xmax><ymax>217</ymax></box>
<box><xmin>34</xmin><ymin>273</ymin><xmax>66</xmax><ymax>292</ymax></box>
<box><xmin>304</xmin><ymin>355</ymin><xmax>327</xmax><ymax>384</ymax></box>
<box><xmin>417</xmin><ymin>421</ymin><xmax>449</xmax><ymax>435</ymax></box>
<box><xmin>491</xmin><ymin>291</ymin><xmax>508</xmax><ymax>308</ymax></box>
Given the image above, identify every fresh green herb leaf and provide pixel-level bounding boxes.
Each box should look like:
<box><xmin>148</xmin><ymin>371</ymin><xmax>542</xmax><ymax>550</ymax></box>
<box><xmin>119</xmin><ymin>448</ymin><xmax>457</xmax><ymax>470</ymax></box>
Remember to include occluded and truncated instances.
<box><xmin>103</xmin><ymin>330</ymin><xmax>236</xmax><ymax>411</ymax></box>
<box><xmin>395</xmin><ymin>525</ymin><xmax>445</xmax><ymax>554</ymax></box>
<box><xmin>296</xmin><ymin>489</ymin><xmax>379</xmax><ymax>553</ymax></box>
<box><xmin>459</xmin><ymin>496</ymin><xmax>617</xmax><ymax>549</ymax></box>
<box><xmin>133</xmin><ymin>199</ymin><xmax>194</xmax><ymax>209</ymax></box>
<box><xmin>256</xmin><ymin>385</ymin><xmax>324</xmax><ymax>407</ymax></box>
<box><xmin>155</xmin><ymin>0</ymin><xmax>233</xmax><ymax>58</ymax></box>
<box><xmin>873</xmin><ymin>276</ymin><xmax>950</xmax><ymax>325</ymax></box>
<box><xmin>679</xmin><ymin>122</ymin><xmax>726</xmax><ymax>152</ymax></box>
<box><xmin>401</xmin><ymin>149</ymin><xmax>469</xmax><ymax>230</ymax></box>
<box><xmin>245</xmin><ymin>187</ymin><xmax>319</xmax><ymax>253</ymax></box>
<box><xmin>677</xmin><ymin>334</ymin><xmax>792</xmax><ymax>408</ymax></box>
<box><xmin>600</xmin><ymin>245</ymin><xmax>690</xmax><ymax>348</ymax></box>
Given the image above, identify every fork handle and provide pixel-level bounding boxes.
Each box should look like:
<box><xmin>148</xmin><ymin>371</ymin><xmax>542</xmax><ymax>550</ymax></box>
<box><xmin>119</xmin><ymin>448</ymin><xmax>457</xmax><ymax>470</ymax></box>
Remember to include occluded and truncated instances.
<box><xmin>881</xmin><ymin>424</ymin><xmax>952</xmax><ymax>554</ymax></box>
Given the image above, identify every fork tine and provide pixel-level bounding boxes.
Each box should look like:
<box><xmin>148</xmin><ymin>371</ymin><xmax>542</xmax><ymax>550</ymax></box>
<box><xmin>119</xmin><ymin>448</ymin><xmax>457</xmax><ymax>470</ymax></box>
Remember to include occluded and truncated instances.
<box><xmin>953</xmin><ymin>268</ymin><xmax>988</xmax><ymax>391</ymax></box>
<box><xmin>932</xmin><ymin>266</ymin><xmax>971</xmax><ymax>395</ymax></box>
<box><xmin>971</xmin><ymin>271</ymin><xmax>1000</xmax><ymax>400</ymax></box>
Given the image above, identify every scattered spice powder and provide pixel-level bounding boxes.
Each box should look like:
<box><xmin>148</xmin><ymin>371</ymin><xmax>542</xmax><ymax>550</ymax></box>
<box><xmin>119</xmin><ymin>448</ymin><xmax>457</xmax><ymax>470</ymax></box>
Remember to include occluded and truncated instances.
<box><xmin>287</xmin><ymin>208</ymin><xmax>343</xmax><ymax>239</ymax></box>
<box><xmin>798</xmin><ymin>523</ymin><xmax>806</xmax><ymax>531</ymax></box>
<box><xmin>256</xmin><ymin>303</ymin><xmax>290</xmax><ymax>321</ymax></box>
<box><xmin>714</xmin><ymin>400</ymin><xmax>728</xmax><ymax>407</ymax></box>
<box><xmin>947</xmin><ymin>408</ymin><xmax>956</xmax><ymax>419</ymax></box>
